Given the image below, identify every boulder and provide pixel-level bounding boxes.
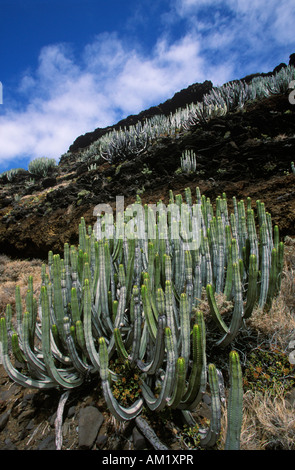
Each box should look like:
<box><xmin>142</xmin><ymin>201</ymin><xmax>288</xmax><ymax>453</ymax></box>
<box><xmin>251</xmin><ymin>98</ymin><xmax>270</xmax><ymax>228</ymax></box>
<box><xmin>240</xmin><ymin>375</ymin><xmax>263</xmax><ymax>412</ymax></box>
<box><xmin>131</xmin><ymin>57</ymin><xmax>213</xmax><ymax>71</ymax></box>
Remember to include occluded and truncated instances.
<box><xmin>78</xmin><ymin>406</ymin><xmax>104</xmax><ymax>450</ymax></box>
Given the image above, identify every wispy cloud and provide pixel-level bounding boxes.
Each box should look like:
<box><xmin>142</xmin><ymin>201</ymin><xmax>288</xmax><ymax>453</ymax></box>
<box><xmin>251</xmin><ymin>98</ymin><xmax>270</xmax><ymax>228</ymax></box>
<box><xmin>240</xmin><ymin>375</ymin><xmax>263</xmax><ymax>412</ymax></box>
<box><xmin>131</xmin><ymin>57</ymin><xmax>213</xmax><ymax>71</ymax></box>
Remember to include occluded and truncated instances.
<box><xmin>0</xmin><ymin>31</ymin><xmax>233</xmax><ymax>169</ymax></box>
<box><xmin>172</xmin><ymin>0</ymin><xmax>295</xmax><ymax>71</ymax></box>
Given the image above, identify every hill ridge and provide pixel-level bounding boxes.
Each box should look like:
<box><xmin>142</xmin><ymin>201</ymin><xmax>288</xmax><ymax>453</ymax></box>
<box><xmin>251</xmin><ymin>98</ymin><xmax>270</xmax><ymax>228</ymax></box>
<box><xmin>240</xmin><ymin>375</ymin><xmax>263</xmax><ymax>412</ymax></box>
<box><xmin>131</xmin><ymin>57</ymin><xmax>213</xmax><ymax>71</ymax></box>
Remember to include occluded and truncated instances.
<box><xmin>68</xmin><ymin>53</ymin><xmax>295</xmax><ymax>154</ymax></box>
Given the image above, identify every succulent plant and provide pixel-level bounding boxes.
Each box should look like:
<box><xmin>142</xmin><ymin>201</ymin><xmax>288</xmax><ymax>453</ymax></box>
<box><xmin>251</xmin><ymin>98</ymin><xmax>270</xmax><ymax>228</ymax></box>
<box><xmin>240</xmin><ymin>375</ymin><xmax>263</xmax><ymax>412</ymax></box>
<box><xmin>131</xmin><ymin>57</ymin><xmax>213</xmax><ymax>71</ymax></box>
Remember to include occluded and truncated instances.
<box><xmin>0</xmin><ymin>186</ymin><xmax>284</xmax><ymax>448</ymax></box>
<box><xmin>180</xmin><ymin>149</ymin><xmax>197</xmax><ymax>173</ymax></box>
<box><xmin>28</xmin><ymin>157</ymin><xmax>56</xmax><ymax>177</ymax></box>
<box><xmin>79</xmin><ymin>65</ymin><xmax>295</xmax><ymax>164</ymax></box>
<box><xmin>224</xmin><ymin>350</ymin><xmax>243</xmax><ymax>450</ymax></box>
<box><xmin>0</xmin><ymin>167</ymin><xmax>24</xmax><ymax>182</ymax></box>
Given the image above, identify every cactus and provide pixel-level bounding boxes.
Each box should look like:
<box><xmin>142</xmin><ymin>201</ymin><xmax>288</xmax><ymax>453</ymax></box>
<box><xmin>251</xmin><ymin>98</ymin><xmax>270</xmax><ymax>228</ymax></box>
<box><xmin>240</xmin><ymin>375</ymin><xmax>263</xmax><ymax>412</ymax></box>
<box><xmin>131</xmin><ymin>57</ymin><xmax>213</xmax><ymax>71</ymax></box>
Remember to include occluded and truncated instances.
<box><xmin>225</xmin><ymin>351</ymin><xmax>243</xmax><ymax>450</ymax></box>
<box><xmin>178</xmin><ymin>316</ymin><xmax>206</xmax><ymax>410</ymax></box>
<box><xmin>206</xmin><ymin>262</ymin><xmax>244</xmax><ymax>348</ymax></box>
<box><xmin>181</xmin><ymin>351</ymin><xmax>242</xmax><ymax>449</ymax></box>
<box><xmin>0</xmin><ymin>186</ymin><xmax>283</xmax><ymax>449</ymax></box>
<box><xmin>199</xmin><ymin>363</ymin><xmax>222</xmax><ymax>447</ymax></box>
<box><xmin>180</xmin><ymin>149</ymin><xmax>197</xmax><ymax>173</ymax></box>
<box><xmin>140</xmin><ymin>327</ymin><xmax>176</xmax><ymax>412</ymax></box>
<box><xmin>98</xmin><ymin>336</ymin><xmax>144</xmax><ymax>421</ymax></box>
<box><xmin>243</xmin><ymin>254</ymin><xmax>258</xmax><ymax>319</ymax></box>
<box><xmin>0</xmin><ymin>317</ymin><xmax>55</xmax><ymax>389</ymax></box>
<box><xmin>28</xmin><ymin>157</ymin><xmax>56</xmax><ymax>177</ymax></box>
<box><xmin>79</xmin><ymin>66</ymin><xmax>295</xmax><ymax>164</ymax></box>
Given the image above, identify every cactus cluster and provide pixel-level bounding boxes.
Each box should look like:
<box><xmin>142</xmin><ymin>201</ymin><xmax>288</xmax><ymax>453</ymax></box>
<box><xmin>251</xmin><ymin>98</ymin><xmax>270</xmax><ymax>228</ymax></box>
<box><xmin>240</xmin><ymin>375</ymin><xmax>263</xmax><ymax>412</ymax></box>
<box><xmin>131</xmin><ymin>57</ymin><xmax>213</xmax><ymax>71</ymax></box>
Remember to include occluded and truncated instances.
<box><xmin>78</xmin><ymin>65</ymin><xmax>295</xmax><ymax>164</ymax></box>
<box><xmin>0</xmin><ymin>187</ymin><xmax>284</xmax><ymax>448</ymax></box>
<box><xmin>28</xmin><ymin>157</ymin><xmax>57</xmax><ymax>177</ymax></box>
<box><xmin>183</xmin><ymin>66</ymin><xmax>295</xmax><ymax>130</ymax></box>
<box><xmin>0</xmin><ymin>167</ymin><xmax>23</xmax><ymax>182</ymax></box>
<box><xmin>0</xmin><ymin>158</ymin><xmax>57</xmax><ymax>183</ymax></box>
<box><xmin>180</xmin><ymin>149</ymin><xmax>197</xmax><ymax>173</ymax></box>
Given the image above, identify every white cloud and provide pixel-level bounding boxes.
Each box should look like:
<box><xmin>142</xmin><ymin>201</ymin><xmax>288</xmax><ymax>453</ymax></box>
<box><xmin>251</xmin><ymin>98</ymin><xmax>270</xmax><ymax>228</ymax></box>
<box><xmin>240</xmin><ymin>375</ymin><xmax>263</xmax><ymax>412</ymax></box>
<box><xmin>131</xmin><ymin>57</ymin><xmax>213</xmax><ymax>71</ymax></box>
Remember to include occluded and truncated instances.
<box><xmin>0</xmin><ymin>31</ymin><xmax>234</xmax><ymax>169</ymax></box>
<box><xmin>1</xmin><ymin>0</ymin><xmax>294</xmax><ymax>171</ymax></box>
<box><xmin>173</xmin><ymin>0</ymin><xmax>295</xmax><ymax>71</ymax></box>
<box><xmin>273</xmin><ymin>1</ymin><xmax>295</xmax><ymax>44</ymax></box>
<box><xmin>0</xmin><ymin>63</ymin><xmax>117</xmax><ymax>166</ymax></box>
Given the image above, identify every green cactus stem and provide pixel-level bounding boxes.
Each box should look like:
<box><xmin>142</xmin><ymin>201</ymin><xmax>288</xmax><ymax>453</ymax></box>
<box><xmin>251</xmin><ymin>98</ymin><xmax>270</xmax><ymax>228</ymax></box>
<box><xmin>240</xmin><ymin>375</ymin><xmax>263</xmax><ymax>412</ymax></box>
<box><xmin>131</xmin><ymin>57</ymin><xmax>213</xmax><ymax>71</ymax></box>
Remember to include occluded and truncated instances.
<box><xmin>199</xmin><ymin>363</ymin><xmax>221</xmax><ymax>447</ymax></box>
<box><xmin>167</xmin><ymin>357</ymin><xmax>186</xmax><ymax>408</ymax></box>
<box><xmin>41</xmin><ymin>286</ymin><xmax>84</xmax><ymax>389</ymax></box>
<box><xmin>140</xmin><ymin>327</ymin><xmax>176</xmax><ymax>412</ymax></box>
<box><xmin>277</xmin><ymin>241</ymin><xmax>284</xmax><ymax>291</ymax></box>
<box><xmin>63</xmin><ymin>317</ymin><xmax>92</xmax><ymax>376</ymax></box>
<box><xmin>216</xmin><ymin>262</ymin><xmax>243</xmax><ymax>348</ymax></box>
<box><xmin>243</xmin><ymin>254</ymin><xmax>258</xmax><ymax>319</ymax></box>
<box><xmin>179</xmin><ymin>292</ymin><xmax>191</xmax><ymax>375</ymax></box>
<box><xmin>113</xmin><ymin>327</ymin><xmax>129</xmax><ymax>360</ymax></box>
<box><xmin>141</xmin><ymin>284</ymin><xmax>157</xmax><ymax>342</ymax></box>
<box><xmin>164</xmin><ymin>280</ymin><xmax>179</xmax><ymax>358</ymax></box>
<box><xmin>83</xmin><ymin>280</ymin><xmax>101</xmax><ymax>371</ymax></box>
<box><xmin>206</xmin><ymin>262</ymin><xmax>243</xmax><ymax>348</ymax></box>
<box><xmin>179</xmin><ymin>312</ymin><xmax>206</xmax><ymax>410</ymax></box>
<box><xmin>98</xmin><ymin>336</ymin><xmax>143</xmax><ymax>421</ymax></box>
<box><xmin>22</xmin><ymin>311</ymin><xmax>48</xmax><ymax>379</ymax></box>
<box><xmin>206</xmin><ymin>283</ymin><xmax>229</xmax><ymax>334</ymax></box>
<box><xmin>11</xmin><ymin>332</ymin><xmax>26</xmax><ymax>364</ymax></box>
<box><xmin>137</xmin><ymin>314</ymin><xmax>166</xmax><ymax>375</ymax></box>
<box><xmin>224</xmin><ymin>350</ymin><xmax>243</xmax><ymax>450</ymax></box>
<box><xmin>265</xmin><ymin>247</ymin><xmax>278</xmax><ymax>310</ymax></box>
<box><xmin>0</xmin><ymin>317</ymin><xmax>55</xmax><ymax>389</ymax></box>
<box><xmin>258</xmin><ymin>223</ymin><xmax>270</xmax><ymax>309</ymax></box>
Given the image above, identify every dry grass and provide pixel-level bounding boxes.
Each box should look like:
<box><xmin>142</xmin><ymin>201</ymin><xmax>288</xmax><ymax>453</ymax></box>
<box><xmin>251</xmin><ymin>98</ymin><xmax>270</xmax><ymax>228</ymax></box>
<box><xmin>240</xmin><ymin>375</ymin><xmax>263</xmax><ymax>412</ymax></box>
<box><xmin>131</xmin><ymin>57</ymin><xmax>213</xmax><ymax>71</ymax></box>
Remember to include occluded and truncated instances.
<box><xmin>246</xmin><ymin>239</ymin><xmax>295</xmax><ymax>350</ymax></box>
<box><xmin>240</xmin><ymin>389</ymin><xmax>295</xmax><ymax>450</ymax></box>
<box><xmin>237</xmin><ymin>238</ymin><xmax>295</xmax><ymax>450</ymax></box>
<box><xmin>0</xmin><ymin>254</ymin><xmax>43</xmax><ymax>316</ymax></box>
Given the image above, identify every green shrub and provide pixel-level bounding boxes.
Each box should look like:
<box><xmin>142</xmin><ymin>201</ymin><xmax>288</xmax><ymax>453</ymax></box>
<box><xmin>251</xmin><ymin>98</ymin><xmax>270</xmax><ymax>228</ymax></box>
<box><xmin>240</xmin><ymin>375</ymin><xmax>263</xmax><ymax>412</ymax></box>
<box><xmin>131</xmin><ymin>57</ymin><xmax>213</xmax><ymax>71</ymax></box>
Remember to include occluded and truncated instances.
<box><xmin>0</xmin><ymin>168</ymin><xmax>24</xmax><ymax>182</ymax></box>
<box><xmin>243</xmin><ymin>345</ymin><xmax>295</xmax><ymax>396</ymax></box>
<box><xmin>28</xmin><ymin>157</ymin><xmax>56</xmax><ymax>177</ymax></box>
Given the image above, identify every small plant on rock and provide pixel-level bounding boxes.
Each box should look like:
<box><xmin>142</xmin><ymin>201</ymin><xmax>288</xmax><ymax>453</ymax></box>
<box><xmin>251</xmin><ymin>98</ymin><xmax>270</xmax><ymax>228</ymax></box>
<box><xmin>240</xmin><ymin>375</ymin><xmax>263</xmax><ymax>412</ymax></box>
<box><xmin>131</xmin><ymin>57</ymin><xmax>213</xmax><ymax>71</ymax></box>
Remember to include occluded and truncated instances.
<box><xmin>243</xmin><ymin>345</ymin><xmax>295</xmax><ymax>396</ymax></box>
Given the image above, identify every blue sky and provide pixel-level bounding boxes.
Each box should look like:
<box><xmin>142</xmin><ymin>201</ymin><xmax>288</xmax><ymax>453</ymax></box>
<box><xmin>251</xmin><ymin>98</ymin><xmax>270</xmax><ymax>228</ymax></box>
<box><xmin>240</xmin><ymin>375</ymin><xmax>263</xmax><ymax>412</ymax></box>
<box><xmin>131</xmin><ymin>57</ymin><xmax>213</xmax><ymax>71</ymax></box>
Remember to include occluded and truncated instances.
<box><xmin>0</xmin><ymin>0</ymin><xmax>294</xmax><ymax>174</ymax></box>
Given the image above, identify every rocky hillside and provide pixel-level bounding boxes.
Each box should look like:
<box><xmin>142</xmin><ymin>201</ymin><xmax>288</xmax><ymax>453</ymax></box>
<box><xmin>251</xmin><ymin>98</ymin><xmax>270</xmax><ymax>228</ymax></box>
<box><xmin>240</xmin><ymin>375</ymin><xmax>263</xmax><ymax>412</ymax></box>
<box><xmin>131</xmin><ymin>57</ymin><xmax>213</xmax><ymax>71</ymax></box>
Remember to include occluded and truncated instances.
<box><xmin>0</xmin><ymin>92</ymin><xmax>294</xmax><ymax>260</ymax></box>
<box><xmin>0</xmin><ymin>55</ymin><xmax>294</xmax><ymax>262</ymax></box>
<box><xmin>0</xmin><ymin>56</ymin><xmax>295</xmax><ymax>452</ymax></box>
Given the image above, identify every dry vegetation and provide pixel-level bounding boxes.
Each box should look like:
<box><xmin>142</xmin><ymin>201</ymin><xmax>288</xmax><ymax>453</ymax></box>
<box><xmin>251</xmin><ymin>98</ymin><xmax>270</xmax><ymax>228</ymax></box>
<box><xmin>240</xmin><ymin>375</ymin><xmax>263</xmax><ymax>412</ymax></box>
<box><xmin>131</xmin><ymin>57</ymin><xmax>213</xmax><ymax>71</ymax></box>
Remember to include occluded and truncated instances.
<box><xmin>0</xmin><ymin>254</ymin><xmax>43</xmax><ymax>315</ymax></box>
<box><xmin>0</xmin><ymin>237</ymin><xmax>294</xmax><ymax>450</ymax></box>
<box><xmin>238</xmin><ymin>236</ymin><xmax>295</xmax><ymax>450</ymax></box>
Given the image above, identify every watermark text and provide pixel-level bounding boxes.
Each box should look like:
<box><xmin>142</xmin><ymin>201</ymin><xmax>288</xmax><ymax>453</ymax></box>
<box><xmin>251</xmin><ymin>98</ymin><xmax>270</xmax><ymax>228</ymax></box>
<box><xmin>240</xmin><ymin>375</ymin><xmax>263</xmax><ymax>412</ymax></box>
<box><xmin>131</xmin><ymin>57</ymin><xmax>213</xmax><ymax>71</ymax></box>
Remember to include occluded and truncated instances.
<box><xmin>93</xmin><ymin>195</ymin><xmax>203</xmax><ymax>251</ymax></box>
<box><xmin>288</xmin><ymin>340</ymin><xmax>295</xmax><ymax>365</ymax></box>
<box><xmin>289</xmin><ymin>80</ymin><xmax>295</xmax><ymax>105</ymax></box>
